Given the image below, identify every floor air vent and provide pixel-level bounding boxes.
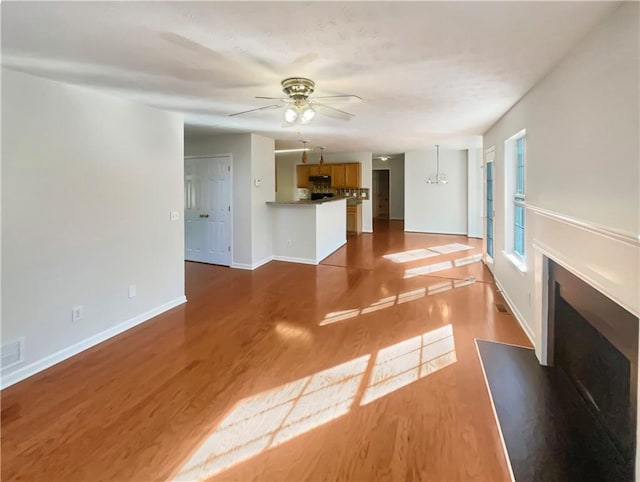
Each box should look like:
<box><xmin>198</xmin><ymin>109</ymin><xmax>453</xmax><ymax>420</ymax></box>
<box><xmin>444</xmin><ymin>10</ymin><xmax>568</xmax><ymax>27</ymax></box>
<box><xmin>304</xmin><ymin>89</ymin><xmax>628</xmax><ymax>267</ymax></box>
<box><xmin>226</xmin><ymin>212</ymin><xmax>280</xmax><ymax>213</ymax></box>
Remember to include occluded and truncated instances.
<box><xmin>495</xmin><ymin>303</ymin><xmax>509</xmax><ymax>313</ymax></box>
<box><xmin>1</xmin><ymin>338</ymin><xmax>25</xmax><ymax>370</ymax></box>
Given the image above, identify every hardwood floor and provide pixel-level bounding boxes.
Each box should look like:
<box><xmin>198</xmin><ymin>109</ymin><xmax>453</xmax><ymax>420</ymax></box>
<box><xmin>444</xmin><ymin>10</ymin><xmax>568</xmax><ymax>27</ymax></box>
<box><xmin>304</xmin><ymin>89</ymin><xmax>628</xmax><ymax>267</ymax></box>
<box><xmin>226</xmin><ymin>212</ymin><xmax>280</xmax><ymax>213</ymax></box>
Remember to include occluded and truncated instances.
<box><xmin>1</xmin><ymin>220</ymin><xmax>531</xmax><ymax>481</ymax></box>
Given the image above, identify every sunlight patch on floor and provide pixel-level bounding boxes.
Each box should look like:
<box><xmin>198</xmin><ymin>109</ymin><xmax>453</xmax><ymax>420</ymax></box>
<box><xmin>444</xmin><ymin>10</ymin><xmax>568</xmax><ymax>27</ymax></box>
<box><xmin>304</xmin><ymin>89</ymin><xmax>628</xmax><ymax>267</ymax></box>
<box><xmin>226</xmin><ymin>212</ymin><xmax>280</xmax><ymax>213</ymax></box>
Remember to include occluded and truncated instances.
<box><xmin>173</xmin><ymin>355</ymin><xmax>370</xmax><ymax>481</ymax></box>
<box><xmin>274</xmin><ymin>322</ymin><xmax>313</xmax><ymax>343</ymax></box>
<box><xmin>360</xmin><ymin>324</ymin><xmax>457</xmax><ymax>405</ymax></box>
<box><xmin>429</xmin><ymin>243</ymin><xmax>474</xmax><ymax>254</ymax></box>
<box><xmin>320</xmin><ymin>278</ymin><xmax>476</xmax><ymax>326</ymax></box>
<box><xmin>454</xmin><ymin>253</ymin><xmax>483</xmax><ymax>267</ymax></box>
<box><xmin>383</xmin><ymin>248</ymin><xmax>439</xmax><ymax>263</ymax></box>
<box><xmin>404</xmin><ymin>261</ymin><xmax>453</xmax><ymax>278</ymax></box>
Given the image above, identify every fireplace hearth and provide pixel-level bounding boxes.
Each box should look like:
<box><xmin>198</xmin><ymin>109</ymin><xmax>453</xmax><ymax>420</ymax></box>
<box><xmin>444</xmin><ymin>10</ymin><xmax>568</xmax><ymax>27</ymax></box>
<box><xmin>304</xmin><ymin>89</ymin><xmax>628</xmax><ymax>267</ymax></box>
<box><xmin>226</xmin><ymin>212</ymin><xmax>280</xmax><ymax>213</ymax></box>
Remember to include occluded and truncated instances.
<box><xmin>548</xmin><ymin>261</ymin><xmax>638</xmax><ymax>481</ymax></box>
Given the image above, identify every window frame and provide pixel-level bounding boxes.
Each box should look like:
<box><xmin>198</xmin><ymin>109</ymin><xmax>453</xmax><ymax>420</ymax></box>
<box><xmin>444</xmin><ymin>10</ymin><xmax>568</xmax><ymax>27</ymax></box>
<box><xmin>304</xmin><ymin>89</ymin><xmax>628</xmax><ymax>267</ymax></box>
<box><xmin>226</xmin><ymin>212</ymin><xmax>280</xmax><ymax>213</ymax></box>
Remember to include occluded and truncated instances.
<box><xmin>503</xmin><ymin>129</ymin><xmax>527</xmax><ymax>273</ymax></box>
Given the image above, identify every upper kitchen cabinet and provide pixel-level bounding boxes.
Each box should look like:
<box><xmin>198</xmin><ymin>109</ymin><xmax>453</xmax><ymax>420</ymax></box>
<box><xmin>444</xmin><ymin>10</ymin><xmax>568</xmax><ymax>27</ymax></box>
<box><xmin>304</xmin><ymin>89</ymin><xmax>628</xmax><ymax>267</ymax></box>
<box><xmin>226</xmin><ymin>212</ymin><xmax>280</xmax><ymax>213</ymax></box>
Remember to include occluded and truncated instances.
<box><xmin>345</xmin><ymin>163</ymin><xmax>361</xmax><ymax>188</ymax></box>
<box><xmin>296</xmin><ymin>162</ymin><xmax>361</xmax><ymax>188</ymax></box>
<box><xmin>296</xmin><ymin>164</ymin><xmax>310</xmax><ymax>188</ymax></box>
<box><xmin>309</xmin><ymin>164</ymin><xmax>331</xmax><ymax>176</ymax></box>
<box><xmin>330</xmin><ymin>164</ymin><xmax>346</xmax><ymax>187</ymax></box>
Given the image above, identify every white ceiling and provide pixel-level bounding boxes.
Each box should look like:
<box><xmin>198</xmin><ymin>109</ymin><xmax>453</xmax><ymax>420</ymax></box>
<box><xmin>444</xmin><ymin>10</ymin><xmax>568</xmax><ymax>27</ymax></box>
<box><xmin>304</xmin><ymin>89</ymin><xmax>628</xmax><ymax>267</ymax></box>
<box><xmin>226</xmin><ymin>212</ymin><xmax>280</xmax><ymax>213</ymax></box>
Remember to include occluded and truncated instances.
<box><xmin>1</xmin><ymin>1</ymin><xmax>618</xmax><ymax>154</ymax></box>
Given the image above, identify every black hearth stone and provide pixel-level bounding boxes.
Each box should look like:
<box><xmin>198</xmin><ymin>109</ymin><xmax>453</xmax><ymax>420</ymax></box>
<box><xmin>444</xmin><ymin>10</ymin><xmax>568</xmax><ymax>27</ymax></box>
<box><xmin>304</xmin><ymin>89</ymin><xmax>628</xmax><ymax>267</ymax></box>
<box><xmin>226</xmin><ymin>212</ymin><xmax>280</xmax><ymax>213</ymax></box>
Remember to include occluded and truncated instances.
<box><xmin>477</xmin><ymin>339</ymin><xmax>618</xmax><ymax>482</ymax></box>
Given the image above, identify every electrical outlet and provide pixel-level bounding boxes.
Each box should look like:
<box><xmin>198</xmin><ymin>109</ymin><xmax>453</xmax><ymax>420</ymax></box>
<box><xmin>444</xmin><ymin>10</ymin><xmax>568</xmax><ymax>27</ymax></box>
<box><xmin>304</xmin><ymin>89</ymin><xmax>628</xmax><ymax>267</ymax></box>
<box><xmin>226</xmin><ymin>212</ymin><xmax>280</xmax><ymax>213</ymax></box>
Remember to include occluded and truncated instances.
<box><xmin>72</xmin><ymin>305</ymin><xmax>84</xmax><ymax>323</ymax></box>
<box><xmin>128</xmin><ymin>284</ymin><xmax>137</xmax><ymax>298</ymax></box>
<box><xmin>170</xmin><ymin>211</ymin><xmax>179</xmax><ymax>221</ymax></box>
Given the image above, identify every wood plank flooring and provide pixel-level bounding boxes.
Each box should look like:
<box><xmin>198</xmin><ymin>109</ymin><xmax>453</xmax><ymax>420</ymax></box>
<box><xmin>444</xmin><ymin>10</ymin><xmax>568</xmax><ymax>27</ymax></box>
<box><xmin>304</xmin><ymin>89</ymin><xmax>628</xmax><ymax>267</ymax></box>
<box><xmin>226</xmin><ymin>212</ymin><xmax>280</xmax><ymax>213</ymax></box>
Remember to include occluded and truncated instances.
<box><xmin>1</xmin><ymin>220</ymin><xmax>531</xmax><ymax>481</ymax></box>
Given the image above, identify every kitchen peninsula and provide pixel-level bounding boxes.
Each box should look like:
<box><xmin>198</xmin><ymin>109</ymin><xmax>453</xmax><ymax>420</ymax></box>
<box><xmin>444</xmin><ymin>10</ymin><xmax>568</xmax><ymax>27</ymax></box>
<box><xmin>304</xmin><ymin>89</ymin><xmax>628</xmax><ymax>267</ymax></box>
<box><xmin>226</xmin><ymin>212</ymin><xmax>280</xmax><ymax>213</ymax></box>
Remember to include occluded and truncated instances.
<box><xmin>267</xmin><ymin>197</ymin><xmax>347</xmax><ymax>265</ymax></box>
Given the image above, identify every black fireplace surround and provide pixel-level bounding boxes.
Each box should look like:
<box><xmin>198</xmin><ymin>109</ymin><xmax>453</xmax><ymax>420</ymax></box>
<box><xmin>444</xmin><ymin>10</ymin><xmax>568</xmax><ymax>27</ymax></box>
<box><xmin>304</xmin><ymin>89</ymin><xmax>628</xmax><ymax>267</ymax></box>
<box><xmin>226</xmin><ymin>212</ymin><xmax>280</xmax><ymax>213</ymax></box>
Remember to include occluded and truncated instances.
<box><xmin>548</xmin><ymin>261</ymin><xmax>638</xmax><ymax>481</ymax></box>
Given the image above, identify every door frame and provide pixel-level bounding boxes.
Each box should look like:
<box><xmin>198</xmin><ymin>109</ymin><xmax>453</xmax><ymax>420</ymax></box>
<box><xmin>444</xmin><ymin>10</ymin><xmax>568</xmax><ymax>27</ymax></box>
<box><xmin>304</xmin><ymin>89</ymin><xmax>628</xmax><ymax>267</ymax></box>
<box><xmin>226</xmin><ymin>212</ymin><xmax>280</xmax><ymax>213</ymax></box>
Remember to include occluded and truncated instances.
<box><xmin>184</xmin><ymin>153</ymin><xmax>234</xmax><ymax>266</ymax></box>
<box><xmin>483</xmin><ymin>146</ymin><xmax>495</xmax><ymax>268</ymax></box>
<box><xmin>372</xmin><ymin>167</ymin><xmax>391</xmax><ymax>220</ymax></box>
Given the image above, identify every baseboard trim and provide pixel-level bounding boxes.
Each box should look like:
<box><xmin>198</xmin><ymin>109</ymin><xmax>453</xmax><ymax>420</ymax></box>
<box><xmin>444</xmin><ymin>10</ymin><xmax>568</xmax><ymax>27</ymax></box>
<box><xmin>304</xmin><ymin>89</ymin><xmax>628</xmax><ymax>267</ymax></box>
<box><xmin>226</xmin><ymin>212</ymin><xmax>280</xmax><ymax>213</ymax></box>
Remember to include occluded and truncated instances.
<box><xmin>272</xmin><ymin>255</ymin><xmax>317</xmax><ymax>265</ymax></box>
<box><xmin>252</xmin><ymin>256</ymin><xmax>274</xmax><ymax>270</ymax></box>
<box><xmin>494</xmin><ymin>278</ymin><xmax>535</xmax><ymax>346</ymax></box>
<box><xmin>231</xmin><ymin>256</ymin><xmax>274</xmax><ymax>271</ymax></box>
<box><xmin>231</xmin><ymin>263</ymin><xmax>253</xmax><ymax>270</ymax></box>
<box><xmin>0</xmin><ymin>296</ymin><xmax>187</xmax><ymax>390</ymax></box>
<box><xmin>404</xmin><ymin>229</ymin><xmax>468</xmax><ymax>236</ymax></box>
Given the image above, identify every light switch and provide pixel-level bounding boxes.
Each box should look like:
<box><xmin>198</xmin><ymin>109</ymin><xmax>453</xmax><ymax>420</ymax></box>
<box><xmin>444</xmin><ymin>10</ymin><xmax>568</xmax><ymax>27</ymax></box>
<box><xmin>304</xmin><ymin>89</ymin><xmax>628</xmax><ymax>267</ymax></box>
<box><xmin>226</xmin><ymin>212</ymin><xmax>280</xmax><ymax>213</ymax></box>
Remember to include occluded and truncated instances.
<box><xmin>170</xmin><ymin>211</ymin><xmax>179</xmax><ymax>221</ymax></box>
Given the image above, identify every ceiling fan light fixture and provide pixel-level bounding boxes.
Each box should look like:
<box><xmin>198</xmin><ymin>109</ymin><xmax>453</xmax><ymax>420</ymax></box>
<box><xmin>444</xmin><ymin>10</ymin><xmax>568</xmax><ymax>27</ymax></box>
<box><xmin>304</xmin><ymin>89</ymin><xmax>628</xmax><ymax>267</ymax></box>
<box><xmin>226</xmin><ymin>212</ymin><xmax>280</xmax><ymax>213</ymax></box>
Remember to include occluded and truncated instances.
<box><xmin>284</xmin><ymin>106</ymin><xmax>298</xmax><ymax>123</ymax></box>
<box><xmin>300</xmin><ymin>106</ymin><xmax>316</xmax><ymax>124</ymax></box>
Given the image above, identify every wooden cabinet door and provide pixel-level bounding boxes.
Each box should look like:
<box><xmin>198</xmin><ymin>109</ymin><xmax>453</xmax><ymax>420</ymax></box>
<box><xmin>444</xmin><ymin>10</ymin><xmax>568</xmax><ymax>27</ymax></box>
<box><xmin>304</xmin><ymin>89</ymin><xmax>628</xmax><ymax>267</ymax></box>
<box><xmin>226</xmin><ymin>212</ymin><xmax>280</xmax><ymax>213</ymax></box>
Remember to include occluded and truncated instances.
<box><xmin>308</xmin><ymin>164</ymin><xmax>321</xmax><ymax>176</ymax></box>
<box><xmin>319</xmin><ymin>164</ymin><xmax>332</xmax><ymax>176</ymax></box>
<box><xmin>296</xmin><ymin>165</ymin><xmax>310</xmax><ymax>188</ymax></box>
<box><xmin>346</xmin><ymin>204</ymin><xmax>362</xmax><ymax>234</ymax></box>
<box><xmin>331</xmin><ymin>164</ymin><xmax>346</xmax><ymax>188</ymax></box>
<box><xmin>347</xmin><ymin>207</ymin><xmax>356</xmax><ymax>233</ymax></box>
<box><xmin>345</xmin><ymin>163</ymin><xmax>361</xmax><ymax>188</ymax></box>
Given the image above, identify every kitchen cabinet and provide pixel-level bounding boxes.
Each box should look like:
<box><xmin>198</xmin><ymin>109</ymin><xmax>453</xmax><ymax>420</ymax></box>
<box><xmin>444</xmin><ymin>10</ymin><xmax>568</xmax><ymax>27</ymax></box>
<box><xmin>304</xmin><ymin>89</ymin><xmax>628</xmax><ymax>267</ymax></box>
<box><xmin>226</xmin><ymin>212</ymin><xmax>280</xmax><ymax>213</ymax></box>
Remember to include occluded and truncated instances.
<box><xmin>345</xmin><ymin>163</ymin><xmax>361</xmax><ymax>188</ymax></box>
<box><xmin>297</xmin><ymin>162</ymin><xmax>361</xmax><ymax>188</ymax></box>
<box><xmin>308</xmin><ymin>164</ymin><xmax>321</xmax><ymax>177</ymax></box>
<box><xmin>347</xmin><ymin>203</ymin><xmax>362</xmax><ymax>235</ymax></box>
<box><xmin>330</xmin><ymin>164</ymin><xmax>346</xmax><ymax>188</ymax></box>
<box><xmin>308</xmin><ymin>164</ymin><xmax>331</xmax><ymax>176</ymax></box>
<box><xmin>296</xmin><ymin>165</ymin><xmax>310</xmax><ymax>188</ymax></box>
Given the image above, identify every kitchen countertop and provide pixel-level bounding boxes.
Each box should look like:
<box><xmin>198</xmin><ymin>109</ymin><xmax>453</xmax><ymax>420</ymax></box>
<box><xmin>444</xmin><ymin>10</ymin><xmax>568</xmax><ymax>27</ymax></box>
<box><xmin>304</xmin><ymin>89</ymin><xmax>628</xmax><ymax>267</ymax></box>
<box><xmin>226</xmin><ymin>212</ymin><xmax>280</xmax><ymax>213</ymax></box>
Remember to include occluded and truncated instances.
<box><xmin>267</xmin><ymin>196</ymin><xmax>364</xmax><ymax>206</ymax></box>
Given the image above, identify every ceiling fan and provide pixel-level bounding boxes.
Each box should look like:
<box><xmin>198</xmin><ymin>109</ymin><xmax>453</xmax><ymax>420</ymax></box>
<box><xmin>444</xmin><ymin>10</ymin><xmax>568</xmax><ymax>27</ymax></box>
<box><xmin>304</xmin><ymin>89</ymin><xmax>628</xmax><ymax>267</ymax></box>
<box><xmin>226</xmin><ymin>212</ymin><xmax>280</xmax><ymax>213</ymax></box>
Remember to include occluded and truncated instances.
<box><xmin>229</xmin><ymin>77</ymin><xmax>361</xmax><ymax>125</ymax></box>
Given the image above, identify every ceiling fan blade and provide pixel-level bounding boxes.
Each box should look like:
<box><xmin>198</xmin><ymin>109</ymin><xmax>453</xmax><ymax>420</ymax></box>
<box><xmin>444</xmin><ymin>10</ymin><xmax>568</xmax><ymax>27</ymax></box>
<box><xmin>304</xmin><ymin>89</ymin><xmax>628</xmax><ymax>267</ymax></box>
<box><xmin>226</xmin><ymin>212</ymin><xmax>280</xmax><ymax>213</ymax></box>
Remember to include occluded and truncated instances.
<box><xmin>311</xmin><ymin>95</ymin><xmax>363</xmax><ymax>104</ymax></box>
<box><xmin>312</xmin><ymin>103</ymin><xmax>355</xmax><ymax>121</ymax></box>
<box><xmin>229</xmin><ymin>104</ymin><xmax>282</xmax><ymax>117</ymax></box>
<box><xmin>255</xmin><ymin>96</ymin><xmax>289</xmax><ymax>101</ymax></box>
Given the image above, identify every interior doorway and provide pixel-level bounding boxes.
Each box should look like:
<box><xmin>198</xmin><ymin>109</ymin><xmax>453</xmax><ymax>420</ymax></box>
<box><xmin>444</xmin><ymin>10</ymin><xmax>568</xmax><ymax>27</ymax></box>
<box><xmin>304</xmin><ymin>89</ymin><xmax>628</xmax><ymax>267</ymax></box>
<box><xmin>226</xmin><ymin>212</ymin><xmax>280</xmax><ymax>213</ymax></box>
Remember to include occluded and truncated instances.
<box><xmin>184</xmin><ymin>155</ymin><xmax>232</xmax><ymax>266</ymax></box>
<box><xmin>373</xmin><ymin>169</ymin><xmax>390</xmax><ymax>219</ymax></box>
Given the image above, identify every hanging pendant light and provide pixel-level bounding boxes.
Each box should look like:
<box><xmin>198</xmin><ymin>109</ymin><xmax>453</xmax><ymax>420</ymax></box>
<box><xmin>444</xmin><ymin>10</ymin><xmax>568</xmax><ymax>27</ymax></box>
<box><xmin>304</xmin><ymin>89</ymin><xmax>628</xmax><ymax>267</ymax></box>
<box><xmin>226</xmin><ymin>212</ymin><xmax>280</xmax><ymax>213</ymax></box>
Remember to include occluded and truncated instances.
<box><xmin>301</xmin><ymin>140</ymin><xmax>309</xmax><ymax>163</ymax></box>
<box><xmin>427</xmin><ymin>144</ymin><xmax>448</xmax><ymax>184</ymax></box>
<box><xmin>318</xmin><ymin>146</ymin><xmax>325</xmax><ymax>166</ymax></box>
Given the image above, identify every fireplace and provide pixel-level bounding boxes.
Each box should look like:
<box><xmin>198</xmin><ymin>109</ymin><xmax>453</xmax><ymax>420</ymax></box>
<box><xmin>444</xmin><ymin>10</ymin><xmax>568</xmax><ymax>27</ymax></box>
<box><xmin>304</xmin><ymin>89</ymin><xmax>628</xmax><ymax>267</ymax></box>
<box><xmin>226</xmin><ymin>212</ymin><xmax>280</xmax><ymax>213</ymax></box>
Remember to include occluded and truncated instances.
<box><xmin>547</xmin><ymin>261</ymin><xmax>638</xmax><ymax>481</ymax></box>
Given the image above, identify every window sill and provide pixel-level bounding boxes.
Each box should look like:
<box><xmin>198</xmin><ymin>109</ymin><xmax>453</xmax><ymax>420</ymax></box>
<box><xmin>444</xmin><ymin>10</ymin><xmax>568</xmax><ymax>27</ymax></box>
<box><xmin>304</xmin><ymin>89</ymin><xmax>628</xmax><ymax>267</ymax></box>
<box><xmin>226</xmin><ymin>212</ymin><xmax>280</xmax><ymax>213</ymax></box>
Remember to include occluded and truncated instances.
<box><xmin>502</xmin><ymin>251</ymin><xmax>527</xmax><ymax>275</ymax></box>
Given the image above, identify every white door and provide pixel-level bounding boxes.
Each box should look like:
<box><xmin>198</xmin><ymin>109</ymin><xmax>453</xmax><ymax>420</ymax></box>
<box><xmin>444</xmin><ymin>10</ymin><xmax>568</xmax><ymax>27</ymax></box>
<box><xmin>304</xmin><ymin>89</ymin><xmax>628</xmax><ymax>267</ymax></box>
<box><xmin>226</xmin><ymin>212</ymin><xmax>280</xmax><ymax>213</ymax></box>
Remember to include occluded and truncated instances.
<box><xmin>185</xmin><ymin>156</ymin><xmax>232</xmax><ymax>266</ymax></box>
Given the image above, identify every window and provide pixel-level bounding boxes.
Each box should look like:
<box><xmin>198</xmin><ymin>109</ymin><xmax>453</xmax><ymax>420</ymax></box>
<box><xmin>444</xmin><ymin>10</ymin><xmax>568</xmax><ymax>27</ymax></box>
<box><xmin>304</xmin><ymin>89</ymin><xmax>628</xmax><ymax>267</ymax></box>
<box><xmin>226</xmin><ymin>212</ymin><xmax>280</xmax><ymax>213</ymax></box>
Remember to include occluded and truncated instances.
<box><xmin>486</xmin><ymin>160</ymin><xmax>494</xmax><ymax>260</ymax></box>
<box><xmin>514</xmin><ymin>137</ymin><xmax>525</xmax><ymax>257</ymax></box>
<box><xmin>504</xmin><ymin>130</ymin><xmax>526</xmax><ymax>272</ymax></box>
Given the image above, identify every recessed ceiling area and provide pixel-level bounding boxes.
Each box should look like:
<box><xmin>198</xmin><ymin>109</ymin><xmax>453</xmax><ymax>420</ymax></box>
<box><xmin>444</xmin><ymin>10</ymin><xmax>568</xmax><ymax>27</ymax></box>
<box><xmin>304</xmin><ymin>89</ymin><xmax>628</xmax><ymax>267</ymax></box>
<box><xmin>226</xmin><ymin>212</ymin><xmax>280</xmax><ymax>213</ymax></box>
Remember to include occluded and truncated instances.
<box><xmin>1</xmin><ymin>1</ymin><xmax>619</xmax><ymax>153</ymax></box>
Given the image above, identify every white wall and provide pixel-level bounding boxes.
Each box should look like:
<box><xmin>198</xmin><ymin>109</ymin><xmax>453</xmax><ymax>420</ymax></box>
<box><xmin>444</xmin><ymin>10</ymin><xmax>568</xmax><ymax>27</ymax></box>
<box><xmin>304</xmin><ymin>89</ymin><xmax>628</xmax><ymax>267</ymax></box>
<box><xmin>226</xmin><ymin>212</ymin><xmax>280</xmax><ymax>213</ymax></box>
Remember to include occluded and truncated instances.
<box><xmin>315</xmin><ymin>199</ymin><xmax>348</xmax><ymax>262</ymax></box>
<box><xmin>276</xmin><ymin>154</ymin><xmax>297</xmax><ymax>202</ymax></box>
<box><xmin>251</xmin><ymin>134</ymin><xmax>276</xmax><ymax>266</ymax></box>
<box><xmin>484</xmin><ymin>5</ymin><xmax>639</xmax><ymax>473</ymax></box>
<box><xmin>483</xmin><ymin>2</ymin><xmax>639</xmax><ymax>339</ymax></box>
<box><xmin>467</xmin><ymin>149</ymin><xmax>483</xmax><ymax>238</ymax></box>
<box><xmin>1</xmin><ymin>69</ymin><xmax>185</xmax><ymax>387</ymax></box>
<box><xmin>373</xmin><ymin>156</ymin><xmax>405</xmax><ymax>220</ymax></box>
<box><xmin>404</xmin><ymin>149</ymin><xmax>468</xmax><ymax>234</ymax></box>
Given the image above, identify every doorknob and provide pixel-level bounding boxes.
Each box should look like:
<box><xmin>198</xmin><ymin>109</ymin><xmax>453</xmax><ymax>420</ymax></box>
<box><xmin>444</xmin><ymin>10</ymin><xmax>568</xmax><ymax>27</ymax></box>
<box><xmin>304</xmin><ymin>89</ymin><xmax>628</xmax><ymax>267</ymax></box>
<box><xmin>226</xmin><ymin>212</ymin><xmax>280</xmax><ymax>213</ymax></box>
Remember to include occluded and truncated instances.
<box><xmin>199</xmin><ymin>214</ymin><xmax>209</xmax><ymax>218</ymax></box>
